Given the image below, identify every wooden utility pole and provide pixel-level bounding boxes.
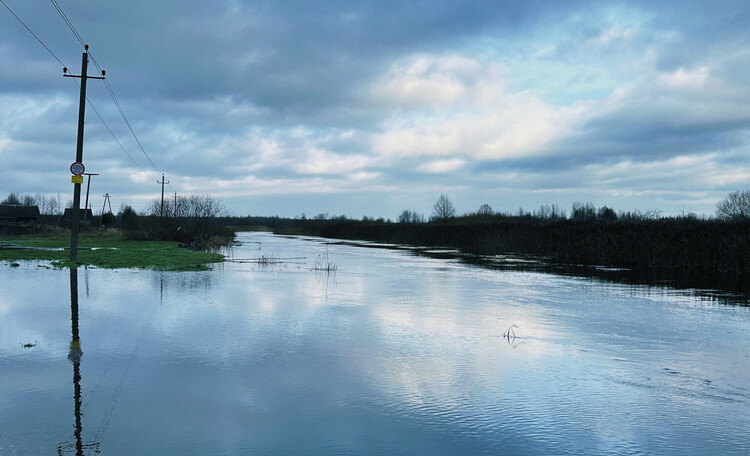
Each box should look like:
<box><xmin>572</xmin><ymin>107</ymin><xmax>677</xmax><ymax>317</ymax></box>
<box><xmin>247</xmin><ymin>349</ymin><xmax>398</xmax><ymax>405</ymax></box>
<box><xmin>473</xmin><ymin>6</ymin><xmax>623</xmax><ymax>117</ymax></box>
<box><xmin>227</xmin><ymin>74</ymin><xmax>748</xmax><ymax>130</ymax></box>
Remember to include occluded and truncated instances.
<box><xmin>174</xmin><ymin>192</ymin><xmax>177</xmax><ymax>217</ymax></box>
<box><xmin>158</xmin><ymin>174</ymin><xmax>169</xmax><ymax>217</ymax></box>
<box><xmin>82</xmin><ymin>172</ymin><xmax>98</xmax><ymax>222</ymax></box>
<box><xmin>64</xmin><ymin>45</ymin><xmax>104</xmax><ymax>261</ymax></box>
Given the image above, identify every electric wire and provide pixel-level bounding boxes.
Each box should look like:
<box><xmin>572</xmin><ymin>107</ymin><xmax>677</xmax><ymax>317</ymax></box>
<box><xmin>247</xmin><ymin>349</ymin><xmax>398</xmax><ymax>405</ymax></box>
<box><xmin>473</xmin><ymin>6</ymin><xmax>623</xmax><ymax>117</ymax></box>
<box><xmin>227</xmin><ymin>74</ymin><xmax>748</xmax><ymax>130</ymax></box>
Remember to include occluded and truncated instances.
<box><xmin>75</xmin><ymin>80</ymin><xmax>157</xmax><ymax>180</ymax></box>
<box><xmin>0</xmin><ymin>0</ymin><xmax>66</xmax><ymax>68</ymax></box>
<box><xmin>2</xmin><ymin>1</ymin><xmax>159</xmax><ymax>181</ymax></box>
<box><xmin>50</xmin><ymin>0</ymin><xmax>84</xmax><ymax>47</ymax></box>
<box><xmin>4</xmin><ymin>0</ymin><xmax>178</xmax><ymax>195</ymax></box>
<box><xmin>50</xmin><ymin>0</ymin><xmax>175</xmax><ymax>190</ymax></box>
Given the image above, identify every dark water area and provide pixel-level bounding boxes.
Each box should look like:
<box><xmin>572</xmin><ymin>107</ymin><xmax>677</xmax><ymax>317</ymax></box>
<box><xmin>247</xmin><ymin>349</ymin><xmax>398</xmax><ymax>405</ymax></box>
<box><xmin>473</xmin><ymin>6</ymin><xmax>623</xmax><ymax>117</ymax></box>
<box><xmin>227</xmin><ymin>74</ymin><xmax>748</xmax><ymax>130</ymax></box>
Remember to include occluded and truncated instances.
<box><xmin>2</xmin><ymin>232</ymin><xmax>749</xmax><ymax>455</ymax></box>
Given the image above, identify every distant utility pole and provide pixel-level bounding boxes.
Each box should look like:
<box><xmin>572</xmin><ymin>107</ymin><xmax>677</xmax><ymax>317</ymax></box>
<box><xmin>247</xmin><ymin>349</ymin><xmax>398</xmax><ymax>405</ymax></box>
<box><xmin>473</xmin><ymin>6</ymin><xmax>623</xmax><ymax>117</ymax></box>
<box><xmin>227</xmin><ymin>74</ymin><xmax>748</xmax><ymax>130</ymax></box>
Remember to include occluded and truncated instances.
<box><xmin>101</xmin><ymin>193</ymin><xmax>112</xmax><ymax>215</ymax></box>
<box><xmin>174</xmin><ymin>192</ymin><xmax>177</xmax><ymax>217</ymax></box>
<box><xmin>64</xmin><ymin>45</ymin><xmax>105</xmax><ymax>261</ymax></box>
<box><xmin>82</xmin><ymin>172</ymin><xmax>98</xmax><ymax>221</ymax></box>
<box><xmin>158</xmin><ymin>174</ymin><xmax>169</xmax><ymax>217</ymax></box>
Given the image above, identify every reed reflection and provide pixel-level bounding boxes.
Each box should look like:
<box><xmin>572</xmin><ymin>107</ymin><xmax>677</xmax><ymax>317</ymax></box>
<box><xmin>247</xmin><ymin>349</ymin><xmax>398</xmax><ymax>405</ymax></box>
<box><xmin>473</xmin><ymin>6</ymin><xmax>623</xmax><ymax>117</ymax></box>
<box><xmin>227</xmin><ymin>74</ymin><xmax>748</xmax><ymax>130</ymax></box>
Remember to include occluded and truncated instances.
<box><xmin>57</xmin><ymin>267</ymin><xmax>100</xmax><ymax>456</ymax></box>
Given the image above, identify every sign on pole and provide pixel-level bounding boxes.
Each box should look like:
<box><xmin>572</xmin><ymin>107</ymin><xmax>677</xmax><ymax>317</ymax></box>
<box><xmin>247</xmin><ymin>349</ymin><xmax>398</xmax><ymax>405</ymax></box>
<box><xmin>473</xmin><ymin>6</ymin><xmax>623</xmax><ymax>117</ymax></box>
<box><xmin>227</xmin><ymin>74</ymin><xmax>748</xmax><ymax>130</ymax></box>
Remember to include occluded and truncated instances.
<box><xmin>70</xmin><ymin>161</ymin><xmax>85</xmax><ymax>176</ymax></box>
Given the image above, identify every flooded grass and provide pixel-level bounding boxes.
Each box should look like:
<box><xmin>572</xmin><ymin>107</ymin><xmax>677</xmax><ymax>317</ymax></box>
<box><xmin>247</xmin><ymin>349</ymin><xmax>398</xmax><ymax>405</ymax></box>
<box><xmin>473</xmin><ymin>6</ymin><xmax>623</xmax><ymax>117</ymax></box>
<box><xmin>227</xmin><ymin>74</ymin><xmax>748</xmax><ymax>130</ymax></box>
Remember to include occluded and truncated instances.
<box><xmin>0</xmin><ymin>228</ymin><xmax>223</xmax><ymax>271</ymax></box>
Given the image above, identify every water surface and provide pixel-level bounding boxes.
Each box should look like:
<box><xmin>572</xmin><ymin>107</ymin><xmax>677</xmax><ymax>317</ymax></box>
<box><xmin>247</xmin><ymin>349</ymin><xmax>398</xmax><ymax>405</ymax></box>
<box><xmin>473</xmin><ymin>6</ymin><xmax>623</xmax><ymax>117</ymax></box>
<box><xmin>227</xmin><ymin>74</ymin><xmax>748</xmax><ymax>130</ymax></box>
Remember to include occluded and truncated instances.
<box><xmin>1</xmin><ymin>232</ymin><xmax>749</xmax><ymax>455</ymax></box>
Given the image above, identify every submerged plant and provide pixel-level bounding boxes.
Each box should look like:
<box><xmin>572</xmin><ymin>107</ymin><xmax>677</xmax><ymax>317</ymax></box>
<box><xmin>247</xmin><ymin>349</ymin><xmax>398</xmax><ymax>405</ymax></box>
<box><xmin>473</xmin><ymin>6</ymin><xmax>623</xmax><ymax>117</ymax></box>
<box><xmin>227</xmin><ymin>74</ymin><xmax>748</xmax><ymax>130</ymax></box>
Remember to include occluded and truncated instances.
<box><xmin>313</xmin><ymin>243</ymin><xmax>338</xmax><ymax>272</ymax></box>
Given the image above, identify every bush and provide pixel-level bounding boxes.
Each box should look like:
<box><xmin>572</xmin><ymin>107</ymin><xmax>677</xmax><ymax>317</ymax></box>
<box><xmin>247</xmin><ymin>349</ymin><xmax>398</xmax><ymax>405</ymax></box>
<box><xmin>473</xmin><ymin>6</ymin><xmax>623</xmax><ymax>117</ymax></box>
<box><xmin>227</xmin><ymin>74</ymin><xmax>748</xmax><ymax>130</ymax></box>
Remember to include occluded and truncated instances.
<box><xmin>119</xmin><ymin>205</ymin><xmax>140</xmax><ymax>231</ymax></box>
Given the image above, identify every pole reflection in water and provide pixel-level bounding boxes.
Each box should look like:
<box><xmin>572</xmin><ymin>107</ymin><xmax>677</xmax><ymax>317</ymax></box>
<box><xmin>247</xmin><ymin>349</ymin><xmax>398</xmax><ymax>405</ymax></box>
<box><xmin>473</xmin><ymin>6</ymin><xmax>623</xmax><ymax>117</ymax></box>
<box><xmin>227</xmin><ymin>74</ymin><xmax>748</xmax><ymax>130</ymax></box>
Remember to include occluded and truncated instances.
<box><xmin>58</xmin><ymin>267</ymin><xmax>100</xmax><ymax>456</ymax></box>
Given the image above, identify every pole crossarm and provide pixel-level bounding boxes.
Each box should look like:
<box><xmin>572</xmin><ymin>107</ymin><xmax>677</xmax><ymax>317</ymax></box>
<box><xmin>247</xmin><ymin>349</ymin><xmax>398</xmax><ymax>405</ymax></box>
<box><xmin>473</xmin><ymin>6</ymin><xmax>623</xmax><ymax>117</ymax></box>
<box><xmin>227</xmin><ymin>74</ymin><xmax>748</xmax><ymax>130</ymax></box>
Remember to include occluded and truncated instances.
<box><xmin>64</xmin><ymin>73</ymin><xmax>105</xmax><ymax>80</ymax></box>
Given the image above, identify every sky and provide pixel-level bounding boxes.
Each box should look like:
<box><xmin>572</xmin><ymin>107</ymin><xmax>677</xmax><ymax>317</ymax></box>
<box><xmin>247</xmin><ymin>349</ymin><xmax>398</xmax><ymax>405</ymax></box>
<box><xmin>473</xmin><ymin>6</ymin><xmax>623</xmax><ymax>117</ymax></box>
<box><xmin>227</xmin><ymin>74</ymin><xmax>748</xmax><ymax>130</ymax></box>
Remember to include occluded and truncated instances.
<box><xmin>1</xmin><ymin>0</ymin><xmax>749</xmax><ymax>219</ymax></box>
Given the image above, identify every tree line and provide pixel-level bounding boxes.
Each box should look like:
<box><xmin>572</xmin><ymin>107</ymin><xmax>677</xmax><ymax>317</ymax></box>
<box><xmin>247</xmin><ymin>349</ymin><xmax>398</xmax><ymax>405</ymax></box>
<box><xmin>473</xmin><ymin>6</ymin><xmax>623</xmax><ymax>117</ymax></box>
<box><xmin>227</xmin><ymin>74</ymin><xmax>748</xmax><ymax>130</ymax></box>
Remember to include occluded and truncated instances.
<box><xmin>395</xmin><ymin>190</ymin><xmax>750</xmax><ymax>224</ymax></box>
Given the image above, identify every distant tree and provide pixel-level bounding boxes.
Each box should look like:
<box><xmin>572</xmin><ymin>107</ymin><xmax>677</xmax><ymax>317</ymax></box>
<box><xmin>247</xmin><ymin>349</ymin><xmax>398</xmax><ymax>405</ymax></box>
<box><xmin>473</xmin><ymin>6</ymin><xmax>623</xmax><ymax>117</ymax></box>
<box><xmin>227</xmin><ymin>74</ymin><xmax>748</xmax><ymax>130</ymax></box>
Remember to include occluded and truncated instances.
<box><xmin>477</xmin><ymin>203</ymin><xmax>493</xmax><ymax>216</ymax></box>
<box><xmin>46</xmin><ymin>194</ymin><xmax>61</xmax><ymax>215</ymax></box>
<box><xmin>146</xmin><ymin>194</ymin><xmax>227</xmax><ymax>218</ymax></box>
<box><xmin>314</xmin><ymin>213</ymin><xmax>329</xmax><ymax>220</ymax></box>
<box><xmin>716</xmin><ymin>190</ymin><xmax>750</xmax><ymax>220</ymax></box>
<box><xmin>597</xmin><ymin>206</ymin><xmax>617</xmax><ymax>222</ymax></box>
<box><xmin>534</xmin><ymin>204</ymin><xmax>566</xmax><ymax>220</ymax></box>
<box><xmin>398</xmin><ymin>209</ymin><xmax>425</xmax><ymax>223</ymax></box>
<box><xmin>1</xmin><ymin>193</ymin><xmax>21</xmax><ymax>205</ymax></box>
<box><xmin>571</xmin><ymin>202</ymin><xmax>597</xmax><ymax>221</ymax></box>
<box><xmin>431</xmin><ymin>194</ymin><xmax>456</xmax><ymax>221</ymax></box>
<box><xmin>119</xmin><ymin>205</ymin><xmax>140</xmax><ymax>230</ymax></box>
<box><xmin>19</xmin><ymin>194</ymin><xmax>34</xmax><ymax>206</ymax></box>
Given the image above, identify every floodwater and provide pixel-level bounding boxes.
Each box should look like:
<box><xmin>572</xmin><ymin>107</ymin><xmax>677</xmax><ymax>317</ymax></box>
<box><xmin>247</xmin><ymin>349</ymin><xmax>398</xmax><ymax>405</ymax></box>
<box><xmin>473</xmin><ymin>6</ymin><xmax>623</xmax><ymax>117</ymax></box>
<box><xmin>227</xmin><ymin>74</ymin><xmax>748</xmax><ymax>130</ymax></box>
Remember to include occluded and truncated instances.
<box><xmin>1</xmin><ymin>232</ymin><xmax>749</xmax><ymax>455</ymax></box>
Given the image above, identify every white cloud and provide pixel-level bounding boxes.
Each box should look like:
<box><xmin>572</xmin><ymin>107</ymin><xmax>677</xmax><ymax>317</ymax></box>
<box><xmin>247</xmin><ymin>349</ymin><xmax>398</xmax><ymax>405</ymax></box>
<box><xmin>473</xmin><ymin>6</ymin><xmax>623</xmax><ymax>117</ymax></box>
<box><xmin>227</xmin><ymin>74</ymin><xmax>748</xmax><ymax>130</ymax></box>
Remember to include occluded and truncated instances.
<box><xmin>349</xmin><ymin>171</ymin><xmax>379</xmax><ymax>181</ymax></box>
<box><xmin>371</xmin><ymin>54</ymin><xmax>595</xmax><ymax>161</ymax></box>
<box><xmin>417</xmin><ymin>159</ymin><xmax>466</xmax><ymax>173</ymax></box>
<box><xmin>129</xmin><ymin>171</ymin><xmax>150</xmax><ymax>183</ymax></box>
<box><xmin>294</xmin><ymin>148</ymin><xmax>374</xmax><ymax>175</ymax></box>
<box><xmin>372</xmin><ymin>54</ymin><xmax>485</xmax><ymax>107</ymax></box>
<box><xmin>659</xmin><ymin>66</ymin><xmax>710</xmax><ymax>90</ymax></box>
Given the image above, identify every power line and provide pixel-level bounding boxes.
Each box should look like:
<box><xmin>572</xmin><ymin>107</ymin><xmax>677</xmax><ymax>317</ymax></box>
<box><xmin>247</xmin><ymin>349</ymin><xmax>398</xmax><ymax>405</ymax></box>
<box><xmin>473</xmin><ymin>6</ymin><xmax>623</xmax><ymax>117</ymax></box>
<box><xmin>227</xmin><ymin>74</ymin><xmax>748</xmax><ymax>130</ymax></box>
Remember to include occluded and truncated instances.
<box><xmin>99</xmin><ymin>77</ymin><xmax>162</xmax><ymax>173</ymax></box>
<box><xmin>1</xmin><ymin>0</ymin><xmax>152</xmax><ymax>176</ymax></box>
<box><xmin>48</xmin><ymin>0</ymin><xmax>178</xmax><ymax>193</ymax></box>
<box><xmin>0</xmin><ymin>0</ymin><xmax>66</xmax><ymax>67</ymax></box>
<box><xmin>4</xmin><ymin>0</ymin><xmax>179</xmax><ymax>194</ymax></box>
<box><xmin>50</xmin><ymin>0</ymin><xmax>85</xmax><ymax>47</ymax></box>
<box><xmin>77</xmin><ymin>80</ymin><xmax>158</xmax><ymax>180</ymax></box>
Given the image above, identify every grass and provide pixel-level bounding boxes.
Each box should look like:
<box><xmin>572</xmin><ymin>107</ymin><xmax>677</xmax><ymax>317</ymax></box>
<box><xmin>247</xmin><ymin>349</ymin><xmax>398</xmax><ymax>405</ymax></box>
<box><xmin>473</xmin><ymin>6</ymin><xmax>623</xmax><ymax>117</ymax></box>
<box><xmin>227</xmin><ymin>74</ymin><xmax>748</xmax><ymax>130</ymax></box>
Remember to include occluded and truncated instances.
<box><xmin>313</xmin><ymin>243</ymin><xmax>338</xmax><ymax>272</ymax></box>
<box><xmin>0</xmin><ymin>227</ymin><xmax>224</xmax><ymax>271</ymax></box>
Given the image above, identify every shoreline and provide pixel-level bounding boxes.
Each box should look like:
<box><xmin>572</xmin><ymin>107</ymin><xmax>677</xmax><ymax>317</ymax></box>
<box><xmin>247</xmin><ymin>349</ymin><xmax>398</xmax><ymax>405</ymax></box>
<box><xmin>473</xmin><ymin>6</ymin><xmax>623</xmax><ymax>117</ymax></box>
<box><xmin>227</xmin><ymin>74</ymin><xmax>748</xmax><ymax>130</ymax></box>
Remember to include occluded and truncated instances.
<box><xmin>276</xmin><ymin>218</ymin><xmax>750</xmax><ymax>297</ymax></box>
<box><xmin>0</xmin><ymin>228</ymin><xmax>224</xmax><ymax>271</ymax></box>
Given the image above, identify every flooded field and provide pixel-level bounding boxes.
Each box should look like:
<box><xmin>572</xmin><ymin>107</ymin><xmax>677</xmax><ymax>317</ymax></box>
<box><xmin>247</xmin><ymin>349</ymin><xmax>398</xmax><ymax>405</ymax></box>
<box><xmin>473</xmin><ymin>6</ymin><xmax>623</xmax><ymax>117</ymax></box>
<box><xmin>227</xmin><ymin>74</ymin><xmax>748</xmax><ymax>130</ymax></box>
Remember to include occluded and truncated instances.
<box><xmin>1</xmin><ymin>232</ymin><xmax>749</xmax><ymax>455</ymax></box>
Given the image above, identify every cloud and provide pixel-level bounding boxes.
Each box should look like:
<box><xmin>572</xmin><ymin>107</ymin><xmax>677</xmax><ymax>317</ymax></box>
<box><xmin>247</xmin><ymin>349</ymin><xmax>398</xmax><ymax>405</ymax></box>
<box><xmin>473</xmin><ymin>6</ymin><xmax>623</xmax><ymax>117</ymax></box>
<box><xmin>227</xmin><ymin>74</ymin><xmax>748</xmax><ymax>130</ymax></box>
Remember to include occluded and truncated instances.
<box><xmin>417</xmin><ymin>159</ymin><xmax>466</xmax><ymax>173</ymax></box>
<box><xmin>1</xmin><ymin>0</ymin><xmax>749</xmax><ymax>218</ymax></box>
<box><xmin>371</xmin><ymin>54</ymin><xmax>595</xmax><ymax>162</ymax></box>
<box><xmin>659</xmin><ymin>66</ymin><xmax>710</xmax><ymax>90</ymax></box>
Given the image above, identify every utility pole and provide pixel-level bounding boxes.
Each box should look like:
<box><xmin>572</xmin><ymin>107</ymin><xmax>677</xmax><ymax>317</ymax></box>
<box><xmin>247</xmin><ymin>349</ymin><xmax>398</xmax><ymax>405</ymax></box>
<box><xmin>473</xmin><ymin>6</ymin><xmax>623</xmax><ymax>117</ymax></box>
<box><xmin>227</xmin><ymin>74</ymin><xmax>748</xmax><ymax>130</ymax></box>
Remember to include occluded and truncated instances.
<box><xmin>158</xmin><ymin>174</ymin><xmax>169</xmax><ymax>217</ymax></box>
<box><xmin>64</xmin><ymin>45</ymin><xmax>105</xmax><ymax>261</ymax></box>
<box><xmin>82</xmin><ymin>172</ymin><xmax>98</xmax><ymax>222</ymax></box>
<box><xmin>174</xmin><ymin>192</ymin><xmax>177</xmax><ymax>217</ymax></box>
<box><xmin>101</xmin><ymin>193</ymin><xmax>112</xmax><ymax>215</ymax></box>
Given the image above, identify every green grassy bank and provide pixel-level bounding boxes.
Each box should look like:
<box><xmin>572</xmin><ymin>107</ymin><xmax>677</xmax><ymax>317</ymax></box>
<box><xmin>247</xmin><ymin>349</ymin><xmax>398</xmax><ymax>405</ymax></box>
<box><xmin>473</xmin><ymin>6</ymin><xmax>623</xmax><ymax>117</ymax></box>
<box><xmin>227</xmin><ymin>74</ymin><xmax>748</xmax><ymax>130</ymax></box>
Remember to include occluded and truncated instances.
<box><xmin>0</xmin><ymin>227</ymin><xmax>224</xmax><ymax>271</ymax></box>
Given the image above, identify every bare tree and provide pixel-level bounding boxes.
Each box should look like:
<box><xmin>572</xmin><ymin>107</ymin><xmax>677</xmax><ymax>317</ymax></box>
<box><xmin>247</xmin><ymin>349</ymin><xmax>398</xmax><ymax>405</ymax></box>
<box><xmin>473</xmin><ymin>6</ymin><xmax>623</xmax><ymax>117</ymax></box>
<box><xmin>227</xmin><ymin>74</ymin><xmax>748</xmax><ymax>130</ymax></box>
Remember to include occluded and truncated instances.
<box><xmin>477</xmin><ymin>203</ymin><xmax>493</xmax><ymax>216</ymax></box>
<box><xmin>716</xmin><ymin>190</ymin><xmax>750</xmax><ymax>220</ymax></box>
<box><xmin>397</xmin><ymin>209</ymin><xmax>425</xmax><ymax>223</ymax></box>
<box><xmin>431</xmin><ymin>194</ymin><xmax>456</xmax><ymax>221</ymax></box>
<box><xmin>146</xmin><ymin>194</ymin><xmax>227</xmax><ymax>218</ymax></box>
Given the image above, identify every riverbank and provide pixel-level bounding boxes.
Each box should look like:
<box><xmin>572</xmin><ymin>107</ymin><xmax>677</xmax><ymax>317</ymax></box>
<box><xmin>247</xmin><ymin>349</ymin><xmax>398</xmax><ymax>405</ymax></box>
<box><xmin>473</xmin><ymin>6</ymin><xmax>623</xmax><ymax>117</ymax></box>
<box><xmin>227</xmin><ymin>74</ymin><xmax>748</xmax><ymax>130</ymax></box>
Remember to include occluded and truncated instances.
<box><xmin>0</xmin><ymin>227</ymin><xmax>224</xmax><ymax>271</ymax></box>
<box><xmin>277</xmin><ymin>217</ymin><xmax>750</xmax><ymax>293</ymax></box>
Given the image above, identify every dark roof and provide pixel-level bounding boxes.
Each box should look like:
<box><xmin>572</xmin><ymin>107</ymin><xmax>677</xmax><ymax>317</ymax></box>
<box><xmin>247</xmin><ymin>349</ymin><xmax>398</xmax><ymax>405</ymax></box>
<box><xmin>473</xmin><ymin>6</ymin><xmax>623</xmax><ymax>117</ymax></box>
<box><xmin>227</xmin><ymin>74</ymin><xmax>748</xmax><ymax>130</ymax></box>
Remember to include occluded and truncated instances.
<box><xmin>0</xmin><ymin>204</ymin><xmax>40</xmax><ymax>218</ymax></box>
<box><xmin>62</xmin><ymin>208</ymin><xmax>94</xmax><ymax>220</ymax></box>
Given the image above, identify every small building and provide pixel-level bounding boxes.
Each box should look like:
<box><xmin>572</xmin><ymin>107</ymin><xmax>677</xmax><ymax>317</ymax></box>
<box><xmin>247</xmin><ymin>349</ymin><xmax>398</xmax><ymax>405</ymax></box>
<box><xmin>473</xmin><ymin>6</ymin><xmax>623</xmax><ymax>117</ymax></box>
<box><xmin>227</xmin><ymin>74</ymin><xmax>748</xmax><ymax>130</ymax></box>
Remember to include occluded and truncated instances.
<box><xmin>0</xmin><ymin>204</ymin><xmax>40</xmax><ymax>231</ymax></box>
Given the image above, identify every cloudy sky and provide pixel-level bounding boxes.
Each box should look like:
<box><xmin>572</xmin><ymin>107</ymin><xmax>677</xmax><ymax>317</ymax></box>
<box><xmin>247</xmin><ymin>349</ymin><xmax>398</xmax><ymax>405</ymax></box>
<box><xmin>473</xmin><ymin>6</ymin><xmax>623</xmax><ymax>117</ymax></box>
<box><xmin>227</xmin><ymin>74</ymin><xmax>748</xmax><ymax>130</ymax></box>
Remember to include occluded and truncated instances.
<box><xmin>1</xmin><ymin>0</ymin><xmax>749</xmax><ymax>218</ymax></box>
